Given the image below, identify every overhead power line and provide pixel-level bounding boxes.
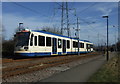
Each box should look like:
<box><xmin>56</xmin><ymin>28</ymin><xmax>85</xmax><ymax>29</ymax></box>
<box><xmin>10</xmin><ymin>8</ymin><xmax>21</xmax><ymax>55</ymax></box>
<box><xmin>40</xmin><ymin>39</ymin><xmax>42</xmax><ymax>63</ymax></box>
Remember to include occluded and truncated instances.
<box><xmin>10</xmin><ymin>2</ymin><xmax>99</xmax><ymax>32</ymax></box>
<box><xmin>56</xmin><ymin>2</ymin><xmax>75</xmax><ymax>37</ymax></box>
<box><xmin>77</xmin><ymin>2</ymin><xmax>97</xmax><ymax>14</ymax></box>
<box><xmin>11</xmin><ymin>2</ymin><xmax>49</xmax><ymax>18</ymax></box>
<box><xmin>10</xmin><ymin>2</ymin><xmax>57</xmax><ymax>28</ymax></box>
<box><xmin>68</xmin><ymin>9</ymin><xmax>107</xmax><ymax>40</ymax></box>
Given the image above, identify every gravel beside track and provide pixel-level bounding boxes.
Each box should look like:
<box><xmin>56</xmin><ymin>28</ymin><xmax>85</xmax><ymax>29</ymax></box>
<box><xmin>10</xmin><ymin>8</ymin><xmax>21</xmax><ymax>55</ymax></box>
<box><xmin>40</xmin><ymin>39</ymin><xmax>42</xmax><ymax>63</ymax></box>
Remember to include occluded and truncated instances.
<box><xmin>2</xmin><ymin>52</ymin><xmax>103</xmax><ymax>82</ymax></box>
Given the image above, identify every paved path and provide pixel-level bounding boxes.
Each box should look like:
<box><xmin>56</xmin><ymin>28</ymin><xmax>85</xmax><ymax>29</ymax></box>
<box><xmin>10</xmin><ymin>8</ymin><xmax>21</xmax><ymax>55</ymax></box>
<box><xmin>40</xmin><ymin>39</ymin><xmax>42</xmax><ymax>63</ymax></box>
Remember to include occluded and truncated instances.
<box><xmin>40</xmin><ymin>52</ymin><xmax>116</xmax><ymax>82</ymax></box>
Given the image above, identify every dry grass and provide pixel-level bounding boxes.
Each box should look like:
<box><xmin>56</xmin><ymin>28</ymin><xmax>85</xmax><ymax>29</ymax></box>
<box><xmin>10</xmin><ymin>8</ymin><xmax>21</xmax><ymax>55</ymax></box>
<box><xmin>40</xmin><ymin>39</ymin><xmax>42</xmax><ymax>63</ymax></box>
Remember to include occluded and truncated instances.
<box><xmin>88</xmin><ymin>53</ymin><xmax>120</xmax><ymax>82</ymax></box>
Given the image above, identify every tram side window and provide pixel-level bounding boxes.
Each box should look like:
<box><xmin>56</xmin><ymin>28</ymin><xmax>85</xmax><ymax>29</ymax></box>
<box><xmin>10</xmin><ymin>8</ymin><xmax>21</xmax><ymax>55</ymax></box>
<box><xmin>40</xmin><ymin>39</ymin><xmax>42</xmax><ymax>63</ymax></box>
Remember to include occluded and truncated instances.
<box><xmin>73</xmin><ymin>41</ymin><xmax>76</xmax><ymax>48</ymax></box>
<box><xmin>67</xmin><ymin>40</ymin><xmax>70</xmax><ymax>48</ymax></box>
<box><xmin>90</xmin><ymin>44</ymin><xmax>93</xmax><ymax>48</ymax></box>
<box><xmin>88</xmin><ymin>44</ymin><xmax>91</xmax><ymax>48</ymax></box>
<box><xmin>38</xmin><ymin>35</ymin><xmax>45</xmax><ymax>46</ymax></box>
<box><xmin>73</xmin><ymin>41</ymin><xmax>77</xmax><ymax>48</ymax></box>
<box><xmin>80</xmin><ymin>43</ymin><xmax>84</xmax><ymax>48</ymax></box>
<box><xmin>30</xmin><ymin>34</ymin><xmax>34</xmax><ymax>46</ymax></box>
<box><xmin>34</xmin><ymin>36</ymin><xmax>37</xmax><ymax>46</ymax></box>
<box><xmin>46</xmin><ymin>37</ymin><xmax>51</xmax><ymax>46</ymax></box>
<box><xmin>58</xmin><ymin>39</ymin><xmax>62</xmax><ymax>48</ymax></box>
<box><xmin>87</xmin><ymin>44</ymin><xmax>90</xmax><ymax>49</ymax></box>
<box><xmin>86</xmin><ymin>44</ymin><xmax>88</xmax><ymax>48</ymax></box>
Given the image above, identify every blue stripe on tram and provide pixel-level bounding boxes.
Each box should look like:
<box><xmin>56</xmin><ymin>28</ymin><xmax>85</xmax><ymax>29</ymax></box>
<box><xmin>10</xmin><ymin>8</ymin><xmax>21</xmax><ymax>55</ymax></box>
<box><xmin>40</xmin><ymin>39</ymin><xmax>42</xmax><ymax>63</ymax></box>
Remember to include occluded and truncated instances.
<box><xmin>15</xmin><ymin>51</ymin><xmax>92</xmax><ymax>57</ymax></box>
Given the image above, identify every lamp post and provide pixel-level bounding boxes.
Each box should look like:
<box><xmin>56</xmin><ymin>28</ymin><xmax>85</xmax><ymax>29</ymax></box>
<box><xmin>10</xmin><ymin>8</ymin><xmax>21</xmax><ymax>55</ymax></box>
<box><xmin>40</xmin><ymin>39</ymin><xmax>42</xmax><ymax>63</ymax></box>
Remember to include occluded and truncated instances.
<box><xmin>102</xmin><ymin>16</ymin><xmax>109</xmax><ymax>61</ymax></box>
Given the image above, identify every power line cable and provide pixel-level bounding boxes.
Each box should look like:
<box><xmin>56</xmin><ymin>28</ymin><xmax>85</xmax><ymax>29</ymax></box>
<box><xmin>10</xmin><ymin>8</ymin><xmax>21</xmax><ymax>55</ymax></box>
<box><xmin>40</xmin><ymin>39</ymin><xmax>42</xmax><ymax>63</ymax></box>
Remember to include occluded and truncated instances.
<box><xmin>11</xmin><ymin>2</ymin><xmax>49</xmax><ymax>18</ymax></box>
<box><xmin>48</xmin><ymin>5</ymin><xmax>59</xmax><ymax>27</ymax></box>
<box><xmin>55</xmin><ymin>2</ymin><xmax>62</xmax><ymax>7</ymax></box>
<box><xmin>69</xmin><ymin>9</ymin><xmax>106</xmax><ymax>38</ymax></box>
<box><xmin>9</xmin><ymin>2</ymin><xmax>57</xmax><ymax>28</ymax></box>
<box><xmin>10</xmin><ymin>2</ymin><xmax>98</xmax><ymax>30</ymax></box>
<box><xmin>68</xmin><ymin>7</ymin><xmax>107</xmax><ymax>42</ymax></box>
<box><xmin>7</xmin><ymin>2</ymin><xmax>107</xmax><ymax>37</ymax></box>
<box><xmin>77</xmin><ymin>2</ymin><xmax>98</xmax><ymax>14</ymax></box>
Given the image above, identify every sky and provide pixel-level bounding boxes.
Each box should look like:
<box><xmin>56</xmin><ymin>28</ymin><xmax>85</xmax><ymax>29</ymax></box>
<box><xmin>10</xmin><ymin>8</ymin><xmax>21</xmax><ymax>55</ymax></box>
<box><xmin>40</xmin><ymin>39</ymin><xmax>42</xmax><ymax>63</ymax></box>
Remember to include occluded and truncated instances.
<box><xmin>2</xmin><ymin>1</ymin><xmax>118</xmax><ymax>46</ymax></box>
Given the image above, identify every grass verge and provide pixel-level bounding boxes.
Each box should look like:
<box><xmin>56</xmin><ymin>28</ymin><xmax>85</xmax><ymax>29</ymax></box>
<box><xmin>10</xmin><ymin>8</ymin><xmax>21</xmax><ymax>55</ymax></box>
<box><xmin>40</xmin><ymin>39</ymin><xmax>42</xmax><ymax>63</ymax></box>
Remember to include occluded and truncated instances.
<box><xmin>88</xmin><ymin>53</ymin><xmax>119</xmax><ymax>82</ymax></box>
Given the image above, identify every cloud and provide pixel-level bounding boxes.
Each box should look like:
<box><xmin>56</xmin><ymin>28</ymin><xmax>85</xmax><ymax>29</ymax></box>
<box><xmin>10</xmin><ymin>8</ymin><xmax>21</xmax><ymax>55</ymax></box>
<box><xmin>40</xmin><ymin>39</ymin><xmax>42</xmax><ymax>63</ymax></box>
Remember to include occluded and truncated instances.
<box><xmin>94</xmin><ymin>2</ymin><xmax>117</xmax><ymax>16</ymax></box>
<box><xmin>97</xmin><ymin>7</ymin><xmax>112</xmax><ymax>16</ymax></box>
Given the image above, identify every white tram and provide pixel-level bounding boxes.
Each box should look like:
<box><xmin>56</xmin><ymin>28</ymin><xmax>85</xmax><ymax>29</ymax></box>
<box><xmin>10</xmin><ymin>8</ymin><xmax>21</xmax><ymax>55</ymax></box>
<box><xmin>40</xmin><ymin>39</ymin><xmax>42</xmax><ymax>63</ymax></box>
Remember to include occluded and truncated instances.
<box><xmin>14</xmin><ymin>29</ymin><xmax>93</xmax><ymax>57</ymax></box>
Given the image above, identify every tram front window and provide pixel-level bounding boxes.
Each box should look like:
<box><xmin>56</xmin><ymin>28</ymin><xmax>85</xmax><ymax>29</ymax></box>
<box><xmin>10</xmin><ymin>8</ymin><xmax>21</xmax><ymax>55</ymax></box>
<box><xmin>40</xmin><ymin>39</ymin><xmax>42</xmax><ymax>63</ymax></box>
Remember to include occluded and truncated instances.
<box><xmin>16</xmin><ymin>32</ymin><xmax>30</xmax><ymax>47</ymax></box>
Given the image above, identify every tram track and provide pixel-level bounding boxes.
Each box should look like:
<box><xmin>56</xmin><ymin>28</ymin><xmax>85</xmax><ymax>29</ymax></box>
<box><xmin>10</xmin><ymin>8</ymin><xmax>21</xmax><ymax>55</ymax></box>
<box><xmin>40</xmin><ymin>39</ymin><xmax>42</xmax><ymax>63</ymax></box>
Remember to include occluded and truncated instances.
<box><xmin>2</xmin><ymin>52</ymin><xmax>103</xmax><ymax>79</ymax></box>
<box><xmin>2</xmin><ymin>52</ymin><xmax>99</xmax><ymax>64</ymax></box>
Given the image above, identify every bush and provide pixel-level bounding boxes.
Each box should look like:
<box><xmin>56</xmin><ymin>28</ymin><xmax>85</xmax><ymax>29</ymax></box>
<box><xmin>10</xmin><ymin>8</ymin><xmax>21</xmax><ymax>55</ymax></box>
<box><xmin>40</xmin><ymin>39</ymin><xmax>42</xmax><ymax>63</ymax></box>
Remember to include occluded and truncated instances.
<box><xmin>2</xmin><ymin>40</ymin><xmax>15</xmax><ymax>58</ymax></box>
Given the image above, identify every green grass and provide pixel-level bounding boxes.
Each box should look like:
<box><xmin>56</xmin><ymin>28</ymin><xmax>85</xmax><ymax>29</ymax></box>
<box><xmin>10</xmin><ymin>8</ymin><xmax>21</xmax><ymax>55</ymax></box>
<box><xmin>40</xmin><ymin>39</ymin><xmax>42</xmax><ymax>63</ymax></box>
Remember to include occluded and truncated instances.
<box><xmin>88</xmin><ymin>54</ymin><xmax>119</xmax><ymax>82</ymax></box>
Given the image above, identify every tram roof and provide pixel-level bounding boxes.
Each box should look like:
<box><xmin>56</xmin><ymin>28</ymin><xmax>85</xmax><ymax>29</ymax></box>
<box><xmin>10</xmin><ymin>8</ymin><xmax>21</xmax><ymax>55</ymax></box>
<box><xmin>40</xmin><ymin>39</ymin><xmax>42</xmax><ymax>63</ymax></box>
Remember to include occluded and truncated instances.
<box><xmin>32</xmin><ymin>30</ymin><xmax>92</xmax><ymax>43</ymax></box>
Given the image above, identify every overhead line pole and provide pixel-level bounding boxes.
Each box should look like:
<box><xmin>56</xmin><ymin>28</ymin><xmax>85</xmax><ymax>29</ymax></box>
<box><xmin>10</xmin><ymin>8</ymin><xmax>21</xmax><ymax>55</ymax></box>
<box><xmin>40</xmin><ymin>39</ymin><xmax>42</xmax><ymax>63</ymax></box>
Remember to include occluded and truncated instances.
<box><xmin>77</xmin><ymin>17</ymin><xmax>80</xmax><ymax>55</ymax></box>
<box><xmin>61</xmin><ymin>2</ymin><xmax>64</xmax><ymax>35</ymax></box>
<box><xmin>73</xmin><ymin>8</ymin><xmax>80</xmax><ymax>55</ymax></box>
<box><xmin>57</xmin><ymin>2</ymin><xmax>74</xmax><ymax>37</ymax></box>
<box><xmin>66</xmin><ymin>2</ymin><xmax>70</xmax><ymax>37</ymax></box>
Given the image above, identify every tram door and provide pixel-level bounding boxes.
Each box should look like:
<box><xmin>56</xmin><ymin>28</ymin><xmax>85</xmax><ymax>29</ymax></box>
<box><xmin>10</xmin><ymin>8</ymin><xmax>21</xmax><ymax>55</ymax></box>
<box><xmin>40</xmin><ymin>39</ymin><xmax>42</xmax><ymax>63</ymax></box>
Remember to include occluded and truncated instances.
<box><xmin>62</xmin><ymin>40</ymin><xmax>66</xmax><ymax>53</ymax></box>
<box><xmin>52</xmin><ymin>38</ymin><xmax>57</xmax><ymax>54</ymax></box>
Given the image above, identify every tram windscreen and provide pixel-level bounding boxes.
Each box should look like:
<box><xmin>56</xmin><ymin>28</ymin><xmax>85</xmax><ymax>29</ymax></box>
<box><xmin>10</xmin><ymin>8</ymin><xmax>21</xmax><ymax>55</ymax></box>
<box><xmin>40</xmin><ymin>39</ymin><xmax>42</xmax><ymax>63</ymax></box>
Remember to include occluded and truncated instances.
<box><xmin>16</xmin><ymin>32</ymin><xmax>30</xmax><ymax>46</ymax></box>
